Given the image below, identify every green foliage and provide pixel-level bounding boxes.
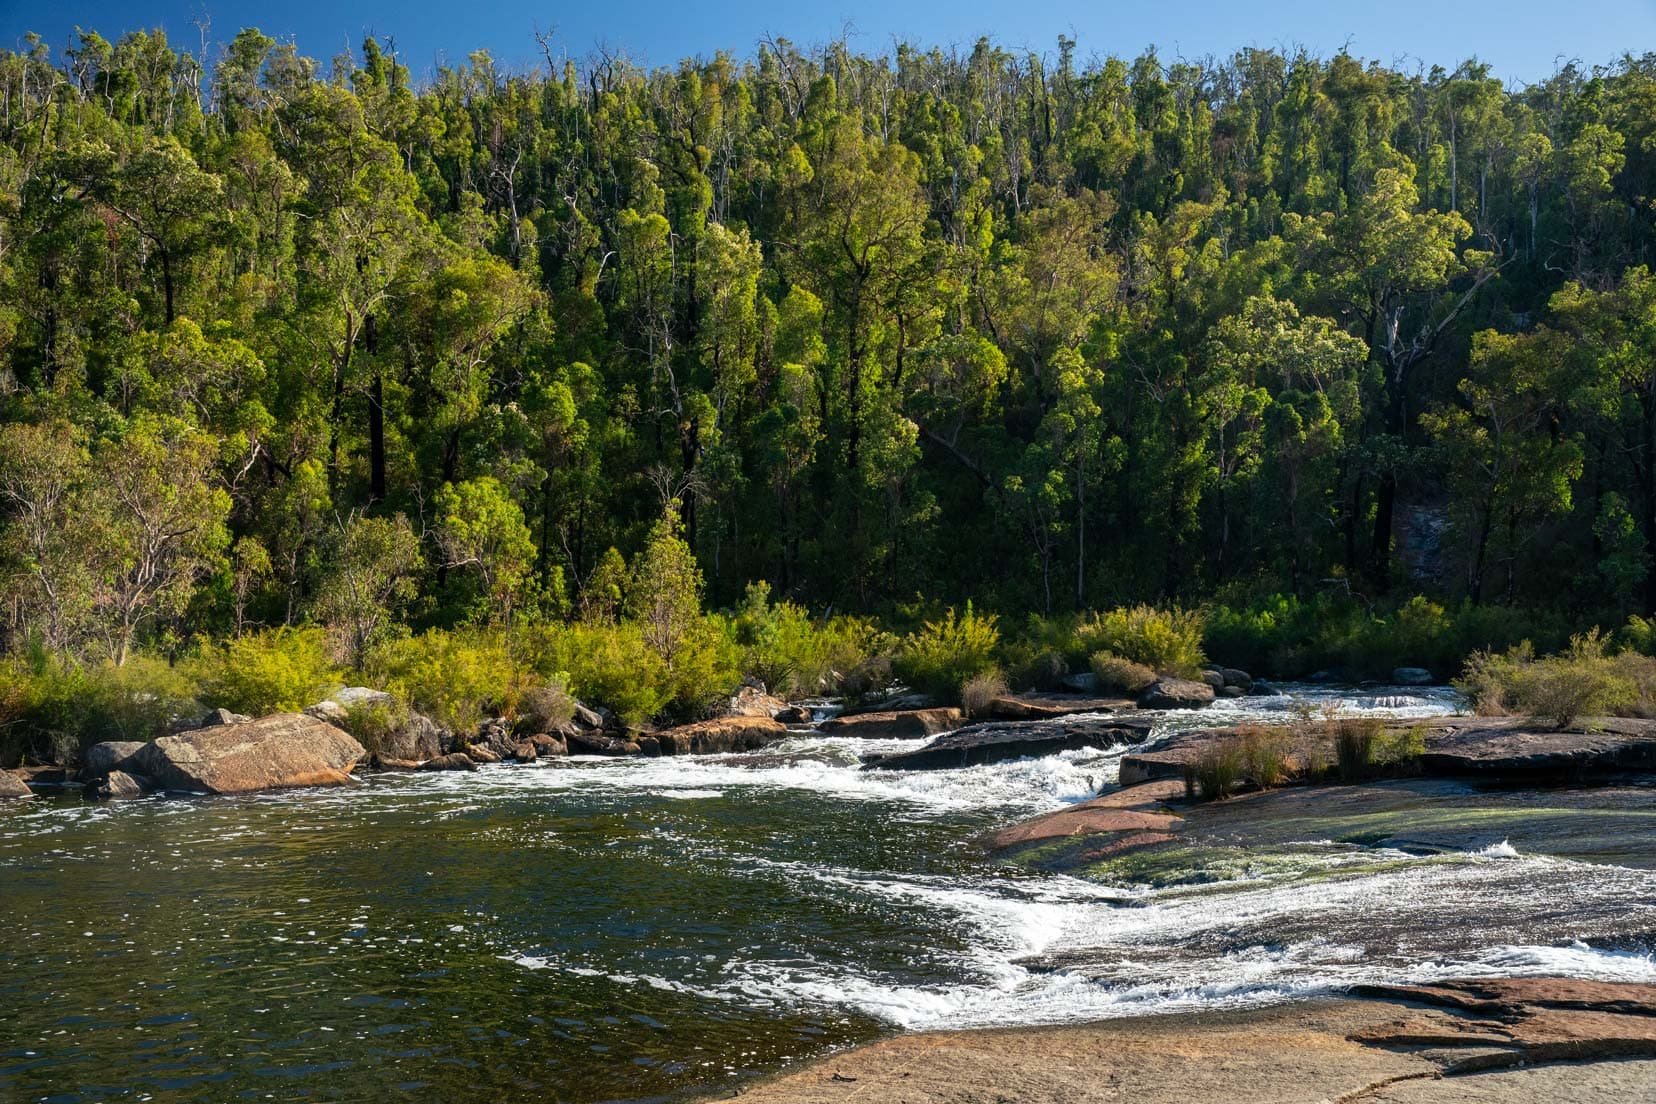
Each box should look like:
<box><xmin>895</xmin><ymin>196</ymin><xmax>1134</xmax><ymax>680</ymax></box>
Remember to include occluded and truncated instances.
<box><xmin>1459</xmin><ymin>631</ymin><xmax>1644</xmax><ymax>728</ymax></box>
<box><xmin>731</xmin><ymin>582</ymin><xmax>894</xmax><ymax>698</ymax></box>
<box><xmin>894</xmin><ymin>604</ymin><xmax>1001</xmax><ymax>701</ymax></box>
<box><xmin>2</xmin><ymin>652</ymin><xmax>201</xmax><ymax>765</ymax></box>
<box><xmin>194</xmin><ymin>627</ymin><xmax>339</xmax><ymax>716</ymax></box>
<box><xmin>516</xmin><ymin>682</ymin><xmax>576</xmax><ymax>734</ymax></box>
<box><xmin>1088</xmin><ymin>652</ymin><xmax>1157</xmax><ymax>694</ymax></box>
<box><xmin>366</xmin><ymin>630</ymin><xmax>527</xmax><ymax>734</ymax></box>
<box><xmin>1075</xmin><ymin>606</ymin><xmax>1206</xmax><ymax>676</ymax></box>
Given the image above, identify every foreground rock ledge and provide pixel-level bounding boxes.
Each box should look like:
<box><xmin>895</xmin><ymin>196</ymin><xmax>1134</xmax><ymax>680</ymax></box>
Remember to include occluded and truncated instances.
<box><xmin>131</xmin><ymin>713</ymin><xmax>365</xmax><ymax>795</ymax></box>
<box><xmin>714</xmin><ymin>980</ymin><xmax>1656</xmax><ymax>1104</ymax></box>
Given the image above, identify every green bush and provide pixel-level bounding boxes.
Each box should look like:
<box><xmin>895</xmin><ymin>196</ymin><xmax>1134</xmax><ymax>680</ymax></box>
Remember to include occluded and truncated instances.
<box><xmin>1459</xmin><ymin>630</ymin><xmax>1642</xmax><ymax>728</ymax></box>
<box><xmin>1075</xmin><ymin>606</ymin><xmax>1205</xmax><ymax>676</ymax></box>
<box><xmin>1</xmin><ymin>651</ymin><xmax>203</xmax><ymax>765</ymax></box>
<box><xmin>193</xmin><ymin>627</ymin><xmax>339</xmax><ymax>716</ymax></box>
<box><xmin>1003</xmin><ymin>643</ymin><xmax>1071</xmax><ymax>692</ymax></box>
<box><xmin>1089</xmin><ymin>651</ymin><xmax>1157</xmax><ymax>694</ymax></box>
<box><xmin>526</xmin><ymin>621</ymin><xmax>670</xmax><ymax>726</ymax></box>
<box><xmin>367</xmin><ymin>629</ymin><xmax>526</xmax><ymax>733</ymax></box>
<box><xmin>1333</xmin><ymin>717</ymin><xmax>1383</xmax><ymax>780</ymax></box>
<box><xmin>337</xmin><ymin>699</ymin><xmax>411</xmax><ymax>759</ymax></box>
<box><xmin>894</xmin><ymin>603</ymin><xmax>1001</xmax><ymax>701</ymax></box>
<box><xmin>516</xmin><ymin>681</ymin><xmax>576</xmax><ymax>734</ymax></box>
<box><xmin>732</xmin><ymin>583</ymin><xmax>894</xmax><ymax>697</ymax></box>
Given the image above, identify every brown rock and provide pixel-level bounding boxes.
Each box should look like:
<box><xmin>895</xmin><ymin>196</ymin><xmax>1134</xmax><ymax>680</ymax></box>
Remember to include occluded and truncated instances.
<box><xmin>512</xmin><ymin>742</ymin><xmax>539</xmax><ymax>763</ymax></box>
<box><xmin>635</xmin><ymin>735</ymin><xmax>662</xmax><ymax>756</ymax></box>
<box><xmin>1136</xmin><ymin>678</ymin><xmax>1216</xmax><ymax>710</ymax></box>
<box><xmin>466</xmin><ymin>744</ymin><xmax>502</xmax><ymax>764</ymax></box>
<box><xmin>80</xmin><ymin>740</ymin><xmax>148</xmax><ymax>780</ymax></box>
<box><xmin>130</xmin><ymin>714</ymin><xmax>364</xmax><ymax>795</ymax></box>
<box><xmin>0</xmin><ymin>770</ymin><xmax>32</xmax><ymax>799</ymax></box>
<box><xmin>985</xmin><ymin>693</ymin><xmax>1136</xmax><ymax>721</ymax></box>
<box><xmin>727</xmin><ymin>684</ymin><xmax>790</xmax><ymax>717</ymax></box>
<box><xmin>375</xmin><ymin>757</ymin><xmax>422</xmax><ymax>771</ymax></box>
<box><xmin>864</xmin><ymin>717</ymin><xmax>1155</xmax><ymax>771</ymax></box>
<box><xmin>985</xmin><ymin>808</ymin><xmax>1183</xmax><ymax>850</ymax></box>
<box><xmin>566</xmin><ymin>730</ymin><xmax>642</xmax><ymax>756</ymax></box>
<box><xmin>656</xmin><ymin>715</ymin><xmax>787</xmax><ymax>755</ymax></box>
<box><xmin>530</xmin><ymin>734</ymin><xmax>568</xmax><ymax>757</ymax></box>
<box><xmin>418</xmin><ymin>752</ymin><xmax>477</xmax><ymax>772</ymax></box>
<box><xmin>93</xmin><ymin>770</ymin><xmax>149</xmax><ymax>799</ymax></box>
<box><xmin>774</xmin><ymin>705</ymin><xmax>812</xmax><ymax>725</ymax></box>
<box><xmin>818</xmin><ymin>708</ymin><xmax>965</xmax><ymax>740</ymax></box>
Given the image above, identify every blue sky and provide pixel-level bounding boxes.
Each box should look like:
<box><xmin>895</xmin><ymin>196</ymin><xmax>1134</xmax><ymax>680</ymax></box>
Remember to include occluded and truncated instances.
<box><xmin>7</xmin><ymin>0</ymin><xmax>1655</xmax><ymax>84</ymax></box>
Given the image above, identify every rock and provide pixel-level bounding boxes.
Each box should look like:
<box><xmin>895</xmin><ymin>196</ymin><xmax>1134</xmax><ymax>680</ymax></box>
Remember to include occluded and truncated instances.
<box><xmin>571</xmin><ymin>702</ymin><xmax>606</xmax><ymax>729</ymax></box>
<box><xmin>0</xmin><ymin>771</ymin><xmax>32</xmax><ymax>799</ymax></box>
<box><xmin>80</xmin><ymin>740</ymin><xmax>148</xmax><ymax>780</ymax></box>
<box><xmin>1417</xmin><ymin>717</ymin><xmax>1656</xmax><ymax>778</ymax></box>
<box><xmin>1219</xmin><ymin>667</ymin><xmax>1254</xmax><ymax>690</ymax></box>
<box><xmin>1199</xmin><ymin>669</ymin><xmax>1226</xmax><ymax>691</ymax></box>
<box><xmin>657</xmin><ymin>715</ymin><xmax>786</xmax><ymax>755</ymax></box>
<box><xmin>858</xmin><ymin>692</ymin><xmax>940</xmax><ymax>712</ymax></box>
<box><xmin>387</xmin><ymin>712</ymin><xmax>443</xmax><ymax>762</ymax></box>
<box><xmin>131</xmin><ymin>713</ymin><xmax>364</xmax><ymax>795</ymax></box>
<box><xmin>11</xmin><ymin>765</ymin><xmax>70</xmax><ymax>786</ymax></box>
<box><xmin>376</xmin><ymin>757</ymin><xmax>422</xmax><ymax>771</ymax></box>
<box><xmin>1220</xmin><ymin>685</ymin><xmax>1246</xmax><ymax>698</ymax></box>
<box><xmin>200</xmin><ymin>707</ymin><xmax>253</xmax><ymax>727</ymax></box>
<box><xmin>418</xmin><ymin>752</ymin><xmax>477</xmax><ymax>772</ymax></box>
<box><xmin>92</xmin><ymin>770</ymin><xmax>149</xmax><ymax>799</ymax></box>
<box><xmin>511</xmin><ymin>742</ymin><xmax>539</xmax><ymax>764</ymax></box>
<box><xmin>818</xmin><ymin>708</ymin><xmax>965</xmax><ymax>740</ymax></box>
<box><xmin>303</xmin><ymin>700</ymin><xmax>350</xmax><ymax>725</ymax></box>
<box><xmin>1393</xmin><ymin>667</ymin><xmax>1434</xmax><ymax>685</ymax></box>
<box><xmin>1136</xmin><ymin>678</ymin><xmax>1215</xmax><ymax>710</ymax></box>
<box><xmin>1060</xmin><ymin>671</ymin><xmax>1099</xmax><ymax>693</ymax></box>
<box><xmin>466</xmin><ymin>744</ymin><xmax>502</xmax><ymax>764</ymax></box>
<box><xmin>865</xmin><ymin>717</ymin><xmax>1155</xmax><ymax>771</ymax></box>
<box><xmin>530</xmin><ymin>733</ymin><xmax>568</xmax><ymax>757</ymax></box>
<box><xmin>727</xmin><ymin>684</ymin><xmax>790</xmax><ymax>718</ymax></box>
<box><xmin>566</xmin><ymin>730</ymin><xmax>643</xmax><ymax>756</ymax></box>
<box><xmin>635</xmin><ymin>735</ymin><xmax>661</xmax><ymax>756</ymax></box>
<box><xmin>986</xmin><ymin>693</ymin><xmax>1136</xmax><ymax>721</ymax></box>
<box><xmin>333</xmin><ymin>686</ymin><xmax>393</xmax><ymax>708</ymax></box>
<box><xmin>981</xmin><ymin>783</ymin><xmax>1187</xmax><ymax>851</ymax></box>
<box><xmin>774</xmin><ymin>706</ymin><xmax>812</xmax><ymax>725</ymax></box>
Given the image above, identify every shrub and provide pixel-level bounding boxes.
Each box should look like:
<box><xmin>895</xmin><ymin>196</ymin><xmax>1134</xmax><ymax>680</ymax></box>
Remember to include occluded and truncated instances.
<box><xmin>517</xmin><ymin>681</ymin><xmax>576</xmax><ymax>734</ymax></box>
<box><xmin>1191</xmin><ymin>738</ymin><xmax>1244</xmax><ymax>800</ymax></box>
<box><xmin>1089</xmin><ymin>651</ymin><xmax>1156</xmax><ymax>695</ymax></box>
<box><xmin>961</xmin><ymin>668</ymin><xmax>1009</xmax><ymax>717</ymax></box>
<box><xmin>1458</xmin><ymin>630</ymin><xmax>1642</xmax><ymax>728</ymax></box>
<box><xmin>367</xmin><ymin>630</ymin><xmax>526</xmax><ymax>733</ymax></box>
<box><xmin>1075</xmin><ymin>606</ymin><xmax>1205</xmax><ymax>676</ymax></box>
<box><xmin>1006</xmin><ymin>645</ymin><xmax>1071</xmax><ymax>692</ymax></box>
<box><xmin>1233</xmin><ymin>725</ymin><xmax>1293</xmax><ymax>788</ymax></box>
<box><xmin>194</xmin><ymin>627</ymin><xmax>338</xmax><ymax>716</ymax></box>
<box><xmin>1333</xmin><ymin>717</ymin><xmax>1383</xmax><ymax>780</ymax></box>
<box><xmin>894</xmin><ymin>603</ymin><xmax>1001</xmax><ymax>701</ymax></box>
<box><xmin>732</xmin><ymin>584</ymin><xmax>895</xmax><ymax>698</ymax></box>
<box><xmin>525</xmin><ymin>621</ymin><xmax>669</xmax><ymax>726</ymax></box>
<box><xmin>337</xmin><ymin>699</ymin><xmax>410</xmax><ymax>759</ymax></box>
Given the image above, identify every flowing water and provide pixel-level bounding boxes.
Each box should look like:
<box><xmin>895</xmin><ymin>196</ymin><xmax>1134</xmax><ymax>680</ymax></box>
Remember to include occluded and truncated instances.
<box><xmin>3</xmin><ymin>686</ymin><xmax>1655</xmax><ymax>1103</ymax></box>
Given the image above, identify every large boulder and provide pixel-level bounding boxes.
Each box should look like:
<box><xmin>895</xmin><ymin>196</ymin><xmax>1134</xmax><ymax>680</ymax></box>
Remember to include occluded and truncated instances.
<box><xmin>130</xmin><ymin>713</ymin><xmax>365</xmax><ymax>795</ymax></box>
<box><xmin>377</xmin><ymin>711</ymin><xmax>443</xmax><ymax>762</ymax></box>
<box><xmin>1136</xmin><ymin>677</ymin><xmax>1215</xmax><ymax>710</ymax></box>
<box><xmin>818</xmin><ymin>707</ymin><xmax>965</xmax><ymax>740</ymax></box>
<box><xmin>80</xmin><ymin>740</ymin><xmax>148</xmax><ymax>780</ymax></box>
<box><xmin>864</xmin><ymin>717</ymin><xmax>1155</xmax><ymax>771</ymax></box>
<box><xmin>0</xmin><ymin>771</ymin><xmax>32</xmax><ymax>799</ymax></box>
<box><xmin>657</xmin><ymin>715</ymin><xmax>787</xmax><ymax>755</ymax></box>
<box><xmin>1393</xmin><ymin>667</ymin><xmax>1435</xmax><ymax>685</ymax></box>
<box><xmin>530</xmin><ymin>733</ymin><xmax>568</xmax><ymax>757</ymax></box>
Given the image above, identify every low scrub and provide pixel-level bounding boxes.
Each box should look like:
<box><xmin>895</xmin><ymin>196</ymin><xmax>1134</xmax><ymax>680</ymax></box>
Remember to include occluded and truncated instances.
<box><xmin>960</xmin><ymin>668</ymin><xmax>1009</xmax><ymax>717</ymax></box>
<box><xmin>1459</xmin><ymin>630</ymin><xmax>1650</xmax><ymax>728</ymax></box>
<box><xmin>194</xmin><ymin>626</ymin><xmax>340</xmax><ymax>716</ymax></box>
<box><xmin>1089</xmin><ymin>651</ymin><xmax>1156</xmax><ymax>695</ymax></box>
<box><xmin>731</xmin><ymin>583</ymin><xmax>894</xmax><ymax>698</ymax></box>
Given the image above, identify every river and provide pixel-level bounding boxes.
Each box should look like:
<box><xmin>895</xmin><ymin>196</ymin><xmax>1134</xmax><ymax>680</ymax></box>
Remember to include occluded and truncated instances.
<box><xmin>3</xmin><ymin>686</ymin><xmax>1655</xmax><ymax>1102</ymax></box>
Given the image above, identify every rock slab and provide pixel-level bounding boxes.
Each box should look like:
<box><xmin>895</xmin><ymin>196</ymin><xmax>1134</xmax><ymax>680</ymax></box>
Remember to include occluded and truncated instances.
<box><xmin>657</xmin><ymin>715</ymin><xmax>787</xmax><ymax>755</ymax></box>
<box><xmin>818</xmin><ymin>707</ymin><xmax>965</xmax><ymax>739</ymax></box>
<box><xmin>865</xmin><ymin>717</ymin><xmax>1154</xmax><ymax>771</ymax></box>
<box><xmin>1137</xmin><ymin>678</ymin><xmax>1215</xmax><ymax>710</ymax></box>
<box><xmin>131</xmin><ymin>713</ymin><xmax>365</xmax><ymax>795</ymax></box>
<box><xmin>0</xmin><ymin>770</ymin><xmax>32</xmax><ymax>799</ymax></box>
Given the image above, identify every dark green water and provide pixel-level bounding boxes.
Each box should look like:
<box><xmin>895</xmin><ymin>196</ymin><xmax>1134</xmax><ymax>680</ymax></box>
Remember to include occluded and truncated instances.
<box><xmin>4</xmin><ymin>690</ymin><xmax>1655</xmax><ymax>1104</ymax></box>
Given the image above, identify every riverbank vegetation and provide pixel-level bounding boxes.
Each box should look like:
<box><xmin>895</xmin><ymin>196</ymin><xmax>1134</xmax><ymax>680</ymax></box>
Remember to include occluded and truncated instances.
<box><xmin>4</xmin><ymin>28</ymin><xmax>1656</xmax><ymax>761</ymax></box>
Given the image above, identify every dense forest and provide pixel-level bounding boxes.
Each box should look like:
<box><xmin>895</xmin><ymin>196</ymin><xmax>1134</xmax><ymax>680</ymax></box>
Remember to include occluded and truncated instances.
<box><xmin>3</xmin><ymin>26</ymin><xmax>1656</xmax><ymax>747</ymax></box>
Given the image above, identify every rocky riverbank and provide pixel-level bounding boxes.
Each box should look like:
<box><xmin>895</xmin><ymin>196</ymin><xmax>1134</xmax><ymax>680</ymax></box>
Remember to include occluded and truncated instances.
<box><xmin>715</xmin><ymin>979</ymin><xmax>1656</xmax><ymax>1103</ymax></box>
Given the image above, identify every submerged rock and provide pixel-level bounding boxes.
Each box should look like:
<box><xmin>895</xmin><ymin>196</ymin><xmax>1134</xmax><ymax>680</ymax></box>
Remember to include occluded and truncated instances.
<box><xmin>0</xmin><ymin>771</ymin><xmax>32</xmax><ymax>799</ymax></box>
<box><xmin>818</xmin><ymin>707</ymin><xmax>965</xmax><ymax>739</ymax></box>
<box><xmin>131</xmin><ymin>713</ymin><xmax>364</xmax><ymax>795</ymax></box>
<box><xmin>418</xmin><ymin>752</ymin><xmax>477</xmax><ymax>772</ymax></box>
<box><xmin>865</xmin><ymin>716</ymin><xmax>1155</xmax><ymax>771</ymax></box>
<box><xmin>1136</xmin><ymin>678</ymin><xmax>1215</xmax><ymax>710</ymax></box>
<box><xmin>93</xmin><ymin>770</ymin><xmax>149</xmax><ymax>799</ymax></box>
<box><xmin>657</xmin><ymin>715</ymin><xmax>785</xmax><ymax>755</ymax></box>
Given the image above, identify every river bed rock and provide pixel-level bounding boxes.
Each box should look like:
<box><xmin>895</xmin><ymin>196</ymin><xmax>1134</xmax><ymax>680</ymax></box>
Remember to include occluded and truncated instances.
<box><xmin>818</xmin><ymin>707</ymin><xmax>965</xmax><ymax>739</ymax></box>
<box><xmin>566</xmin><ymin>731</ymin><xmax>643</xmax><ymax>756</ymax></box>
<box><xmin>80</xmin><ymin>740</ymin><xmax>148</xmax><ymax>780</ymax></box>
<box><xmin>130</xmin><ymin>713</ymin><xmax>365</xmax><ymax>795</ymax></box>
<box><xmin>1136</xmin><ymin>677</ymin><xmax>1214</xmax><ymax>710</ymax></box>
<box><xmin>418</xmin><ymin>752</ymin><xmax>477</xmax><ymax>772</ymax></box>
<box><xmin>864</xmin><ymin>716</ymin><xmax>1155</xmax><ymax>771</ymax></box>
<box><xmin>984</xmin><ymin>692</ymin><xmax>1136</xmax><ymax>721</ymax></box>
<box><xmin>0</xmin><ymin>771</ymin><xmax>31</xmax><ymax>799</ymax></box>
<box><xmin>657</xmin><ymin>715</ymin><xmax>787</xmax><ymax>755</ymax></box>
<box><xmin>93</xmin><ymin>770</ymin><xmax>149</xmax><ymax>799</ymax></box>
